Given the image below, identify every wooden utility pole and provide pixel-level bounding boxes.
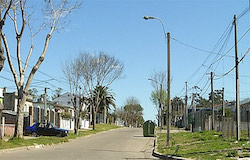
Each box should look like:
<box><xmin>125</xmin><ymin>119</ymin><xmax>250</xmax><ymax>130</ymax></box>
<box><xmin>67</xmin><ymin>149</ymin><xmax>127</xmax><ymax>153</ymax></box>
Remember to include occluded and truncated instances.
<box><xmin>167</xmin><ymin>32</ymin><xmax>171</xmax><ymax>146</ymax></box>
<box><xmin>185</xmin><ymin>81</ymin><xmax>188</xmax><ymax>129</ymax></box>
<box><xmin>210</xmin><ymin>72</ymin><xmax>214</xmax><ymax>130</ymax></box>
<box><xmin>234</xmin><ymin>15</ymin><xmax>240</xmax><ymax>140</ymax></box>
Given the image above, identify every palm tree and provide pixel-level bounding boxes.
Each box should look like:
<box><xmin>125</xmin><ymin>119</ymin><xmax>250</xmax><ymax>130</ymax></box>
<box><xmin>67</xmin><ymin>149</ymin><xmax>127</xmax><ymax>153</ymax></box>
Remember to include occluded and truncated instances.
<box><xmin>93</xmin><ymin>86</ymin><xmax>116</xmax><ymax>124</ymax></box>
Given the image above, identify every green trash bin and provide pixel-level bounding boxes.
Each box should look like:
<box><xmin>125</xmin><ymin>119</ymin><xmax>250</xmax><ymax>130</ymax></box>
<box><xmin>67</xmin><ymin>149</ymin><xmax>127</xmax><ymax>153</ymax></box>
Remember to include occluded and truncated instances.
<box><xmin>143</xmin><ymin>120</ymin><xmax>155</xmax><ymax>137</ymax></box>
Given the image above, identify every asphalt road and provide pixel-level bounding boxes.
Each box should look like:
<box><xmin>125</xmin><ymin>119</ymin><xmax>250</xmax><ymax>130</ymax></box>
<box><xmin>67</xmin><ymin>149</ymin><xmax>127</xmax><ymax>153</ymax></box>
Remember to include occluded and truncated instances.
<box><xmin>0</xmin><ymin>128</ymin><xmax>158</xmax><ymax>160</ymax></box>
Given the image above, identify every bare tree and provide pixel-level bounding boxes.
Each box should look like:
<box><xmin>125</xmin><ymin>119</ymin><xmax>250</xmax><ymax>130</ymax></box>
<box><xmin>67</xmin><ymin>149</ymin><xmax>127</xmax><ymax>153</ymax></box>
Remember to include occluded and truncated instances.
<box><xmin>62</xmin><ymin>57</ymin><xmax>82</xmax><ymax>135</ymax></box>
<box><xmin>0</xmin><ymin>0</ymin><xmax>13</xmax><ymax>72</ymax></box>
<box><xmin>149</xmin><ymin>70</ymin><xmax>166</xmax><ymax>127</ymax></box>
<box><xmin>149</xmin><ymin>70</ymin><xmax>166</xmax><ymax>91</ymax></box>
<box><xmin>1</xmin><ymin>0</ymin><xmax>80</xmax><ymax>138</ymax></box>
<box><xmin>79</xmin><ymin>52</ymin><xmax>124</xmax><ymax>130</ymax></box>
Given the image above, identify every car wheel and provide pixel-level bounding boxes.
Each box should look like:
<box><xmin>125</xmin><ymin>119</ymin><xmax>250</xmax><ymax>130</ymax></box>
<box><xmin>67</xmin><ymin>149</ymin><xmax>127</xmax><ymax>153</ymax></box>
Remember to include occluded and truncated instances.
<box><xmin>56</xmin><ymin>133</ymin><xmax>62</xmax><ymax>137</ymax></box>
<box><xmin>32</xmin><ymin>132</ymin><xmax>38</xmax><ymax>137</ymax></box>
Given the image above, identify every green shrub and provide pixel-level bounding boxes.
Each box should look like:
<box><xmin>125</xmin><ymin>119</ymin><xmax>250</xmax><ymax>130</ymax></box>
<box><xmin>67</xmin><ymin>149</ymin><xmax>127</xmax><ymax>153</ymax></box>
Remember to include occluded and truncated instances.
<box><xmin>62</xmin><ymin>112</ymin><xmax>72</xmax><ymax>119</ymax></box>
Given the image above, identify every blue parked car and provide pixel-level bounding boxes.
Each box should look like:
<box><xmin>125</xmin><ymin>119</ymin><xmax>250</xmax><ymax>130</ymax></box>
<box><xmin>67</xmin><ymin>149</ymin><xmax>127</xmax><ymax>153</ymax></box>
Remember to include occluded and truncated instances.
<box><xmin>24</xmin><ymin>122</ymin><xmax>69</xmax><ymax>137</ymax></box>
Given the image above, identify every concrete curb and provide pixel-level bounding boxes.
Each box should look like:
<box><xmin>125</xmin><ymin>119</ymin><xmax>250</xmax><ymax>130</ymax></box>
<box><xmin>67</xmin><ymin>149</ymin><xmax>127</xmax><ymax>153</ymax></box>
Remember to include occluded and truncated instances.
<box><xmin>0</xmin><ymin>143</ymin><xmax>45</xmax><ymax>154</ymax></box>
<box><xmin>152</xmin><ymin>139</ymin><xmax>188</xmax><ymax>160</ymax></box>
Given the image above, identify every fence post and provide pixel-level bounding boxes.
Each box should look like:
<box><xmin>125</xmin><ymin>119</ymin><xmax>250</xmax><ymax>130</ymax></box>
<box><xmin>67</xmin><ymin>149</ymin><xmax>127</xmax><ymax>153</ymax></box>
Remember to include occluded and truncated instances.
<box><xmin>227</xmin><ymin>118</ymin><xmax>230</xmax><ymax>138</ymax></box>
<box><xmin>231</xmin><ymin>117</ymin><xmax>234</xmax><ymax>137</ymax></box>
<box><xmin>247</xmin><ymin>111</ymin><xmax>249</xmax><ymax>138</ymax></box>
<box><xmin>221</xmin><ymin>116</ymin><xmax>225</xmax><ymax>137</ymax></box>
<box><xmin>2</xmin><ymin>117</ymin><xmax>5</xmax><ymax>138</ymax></box>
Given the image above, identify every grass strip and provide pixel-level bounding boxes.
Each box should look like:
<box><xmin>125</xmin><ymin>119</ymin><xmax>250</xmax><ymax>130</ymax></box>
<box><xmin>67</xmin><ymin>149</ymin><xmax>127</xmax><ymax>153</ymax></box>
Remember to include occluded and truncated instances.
<box><xmin>157</xmin><ymin>130</ymin><xmax>250</xmax><ymax>160</ymax></box>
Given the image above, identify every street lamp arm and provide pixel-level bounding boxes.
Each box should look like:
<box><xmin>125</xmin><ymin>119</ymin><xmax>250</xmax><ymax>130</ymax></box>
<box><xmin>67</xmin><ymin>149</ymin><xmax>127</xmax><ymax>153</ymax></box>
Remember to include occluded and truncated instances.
<box><xmin>153</xmin><ymin>17</ymin><xmax>167</xmax><ymax>39</ymax></box>
<box><xmin>148</xmin><ymin>78</ymin><xmax>163</xmax><ymax>89</ymax></box>
<box><xmin>148</xmin><ymin>78</ymin><xmax>160</xmax><ymax>85</ymax></box>
<box><xmin>144</xmin><ymin>16</ymin><xmax>167</xmax><ymax>38</ymax></box>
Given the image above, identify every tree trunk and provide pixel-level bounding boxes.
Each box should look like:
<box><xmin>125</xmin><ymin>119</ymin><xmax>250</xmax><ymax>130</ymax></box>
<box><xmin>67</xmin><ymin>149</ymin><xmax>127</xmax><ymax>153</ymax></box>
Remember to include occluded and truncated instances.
<box><xmin>77</xmin><ymin>103</ymin><xmax>82</xmax><ymax>133</ymax></box>
<box><xmin>74</xmin><ymin>96</ymin><xmax>79</xmax><ymax>135</ymax></box>
<box><xmin>92</xmin><ymin>105</ymin><xmax>96</xmax><ymax>130</ymax></box>
<box><xmin>14</xmin><ymin>93</ymin><xmax>27</xmax><ymax>138</ymax></box>
<box><xmin>0</xmin><ymin>44</ymin><xmax>5</xmax><ymax>72</ymax></box>
<box><xmin>93</xmin><ymin>111</ymin><xmax>96</xmax><ymax>130</ymax></box>
<box><xmin>89</xmin><ymin>105</ymin><xmax>92</xmax><ymax>125</ymax></box>
<box><xmin>74</xmin><ymin>110</ymin><xmax>78</xmax><ymax>135</ymax></box>
<box><xmin>0</xmin><ymin>109</ymin><xmax>2</xmax><ymax>139</ymax></box>
<box><xmin>104</xmin><ymin>106</ymin><xmax>107</xmax><ymax>124</ymax></box>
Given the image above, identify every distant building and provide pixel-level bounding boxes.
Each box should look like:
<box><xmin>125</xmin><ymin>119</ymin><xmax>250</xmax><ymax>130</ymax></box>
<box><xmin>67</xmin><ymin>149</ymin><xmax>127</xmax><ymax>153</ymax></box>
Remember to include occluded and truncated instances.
<box><xmin>3</xmin><ymin>92</ymin><xmax>33</xmax><ymax>114</ymax></box>
<box><xmin>52</xmin><ymin>92</ymin><xmax>89</xmax><ymax>130</ymax></box>
<box><xmin>0</xmin><ymin>88</ymin><xmax>5</xmax><ymax>110</ymax></box>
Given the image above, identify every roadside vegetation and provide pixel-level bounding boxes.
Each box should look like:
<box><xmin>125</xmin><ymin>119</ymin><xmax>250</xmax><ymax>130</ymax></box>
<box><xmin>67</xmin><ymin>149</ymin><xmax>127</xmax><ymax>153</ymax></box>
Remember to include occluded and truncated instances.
<box><xmin>157</xmin><ymin>130</ymin><xmax>250</xmax><ymax>160</ymax></box>
<box><xmin>0</xmin><ymin>124</ymin><xmax>120</xmax><ymax>150</ymax></box>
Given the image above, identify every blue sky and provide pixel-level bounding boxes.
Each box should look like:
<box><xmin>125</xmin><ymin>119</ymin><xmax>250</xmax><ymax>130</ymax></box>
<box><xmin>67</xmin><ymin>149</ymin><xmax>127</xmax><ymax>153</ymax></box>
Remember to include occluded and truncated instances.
<box><xmin>1</xmin><ymin>0</ymin><xmax>250</xmax><ymax>122</ymax></box>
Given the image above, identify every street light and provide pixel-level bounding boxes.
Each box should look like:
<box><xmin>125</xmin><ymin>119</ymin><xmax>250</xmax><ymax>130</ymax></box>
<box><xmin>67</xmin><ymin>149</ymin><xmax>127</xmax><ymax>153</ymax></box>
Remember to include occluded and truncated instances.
<box><xmin>143</xmin><ymin>16</ymin><xmax>167</xmax><ymax>39</ymax></box>
<box><xmin>143</xmin><ymin>16</ymin><xmax>155</xmax><ymax>20</ymax></box>
<box><xmin>144</xmin><ymin>16</ymin><xmax>171</xmax><ymax>146</ymax></box>
<box><xmin>148</xmin><ymin>78</ymin><xmax>163</xmax><ymax>128</ymax></box>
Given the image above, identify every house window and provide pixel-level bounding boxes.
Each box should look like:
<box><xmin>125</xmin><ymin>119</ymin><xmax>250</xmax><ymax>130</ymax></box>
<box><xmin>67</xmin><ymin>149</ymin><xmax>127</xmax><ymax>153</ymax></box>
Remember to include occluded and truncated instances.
<box><xmin>67</xmin><ymin>101</ymin><xmax>70</xmax><ymax>105</ymax></box>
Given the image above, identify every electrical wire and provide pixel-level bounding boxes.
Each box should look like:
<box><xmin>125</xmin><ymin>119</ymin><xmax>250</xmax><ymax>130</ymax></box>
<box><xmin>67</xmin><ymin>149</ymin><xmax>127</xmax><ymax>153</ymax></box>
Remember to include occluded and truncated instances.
<box><xmin>185</xmin><ymin>8</ymin><xmax>249</xmax><ymax>92</ymax></box>
<box><xmin>215</xmin><ymin>47</ymin><xmax>250</xmax><ymax>80</ymax></box>
<box><xmin>171</xmin><ymin>37</ymin><xmax>234</xmax><ymax>58</ymax></box>
<box><xmin>9</xmin><ymin>55</ymin><xmax>68</xmax><ymax>85</ymax></box>
<box><xmin>210</xmin><ymin>27</ymin><xmax>250</xmax><ymax>67</ymax></box>
<box><xmin>0</xmin><ymin>75</ymin><xmax>15</xmax><ymax>82</ymax></box>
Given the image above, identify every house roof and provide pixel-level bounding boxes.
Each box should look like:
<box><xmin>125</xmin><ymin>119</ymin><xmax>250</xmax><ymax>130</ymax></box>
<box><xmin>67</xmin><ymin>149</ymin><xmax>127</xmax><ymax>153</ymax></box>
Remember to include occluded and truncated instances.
<box><xmin>240</xmin><ymin>98</ymin><xmax>250</xmax><ymax>106</ymax></box>
<box><xmin>52</xmin><ymin>92</ymin><xmax>78</xmax><ymax>108</ymax></box>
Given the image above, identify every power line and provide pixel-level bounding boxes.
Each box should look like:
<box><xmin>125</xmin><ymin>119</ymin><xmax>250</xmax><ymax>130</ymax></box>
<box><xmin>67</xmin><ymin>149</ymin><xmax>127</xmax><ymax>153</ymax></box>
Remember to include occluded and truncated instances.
<box><xmin>200</xmin><ymin>81</ymin><xmax>211</xmax><ymax>97</ymax></box>
<box><xmin>186</xmin><ymin>8</ymin><xmax>249</xmax><ymax>89</ymax></box>
<box><xmin>210</xmin><ymin>27</ymin><xmax>250</xmax><ymax>67</ymax></box>
<box><xmin>237</xmin><ymin>7</ymin><xmax>249</xmax><ymax>20</ymax></box>
<box><xmin>171</xmin><ymin>37</ymin><xmax>234</xmax><ymax>58</ymax></box>
<box><xmin>215</xmin><ymin>47</ymin><xmax>250</xmax><ymax>80</ymax></box>
<box><xmin>186</xmin><ymin>19</ymin><xmax>234</xmax><ymax>84</ymax></box>
<box><xmin>210</xmin><ymin>26</ymin><xmax>233</xmax><ymax>71</ymax></box>
<box><xmin>0</xmin><ymin>75</ymin><xmax>15</xmax><ymax>82</ymax></box>
<box><xmin>9</xmin><ymin>54</ymin><xmax>68</xmax><ymax>85</ymax></box>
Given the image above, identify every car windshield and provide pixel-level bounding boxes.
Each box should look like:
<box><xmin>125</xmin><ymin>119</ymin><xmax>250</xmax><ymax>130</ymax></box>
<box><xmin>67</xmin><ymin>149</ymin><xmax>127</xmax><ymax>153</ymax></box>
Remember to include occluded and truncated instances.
<box><xmin>50</xmin><ymin>123</ymin><xmax>58</xmax><ymax>128</ymax></box>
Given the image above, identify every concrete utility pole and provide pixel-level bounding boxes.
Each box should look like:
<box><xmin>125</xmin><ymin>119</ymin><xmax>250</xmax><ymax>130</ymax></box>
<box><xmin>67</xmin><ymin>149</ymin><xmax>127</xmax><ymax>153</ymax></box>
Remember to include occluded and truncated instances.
<box><xmin>222</xmin><ymin>87</ymin><xmax>225</xmax><ymax>117</ymax></box>
<box><xmin>167</xmin><ymin>32</ymin><xmax>171</xmax><ymax>146</ymax></box>
<box><xmin>185</xmin><ymin>81</ymin><xmax>188</xmax><ymax>129</ymax></box>
<box><xmin>44</xmin><ymin>87</ymin><xmax>49</xmax><ymax>123</ymax></box>
<box><xmin>210</xmin><ymin>72</ymin><xmax>215</xmax><ymax>130</ymax></box>
<box><xmin>234</xmin><ymin>15</ymin><xmax>240</xmax><ymax>140</ymax></box>
<box><xmin>143</xmin><ymin>16</ymin><xmax>171</xmax><ymax>146</ymax></box>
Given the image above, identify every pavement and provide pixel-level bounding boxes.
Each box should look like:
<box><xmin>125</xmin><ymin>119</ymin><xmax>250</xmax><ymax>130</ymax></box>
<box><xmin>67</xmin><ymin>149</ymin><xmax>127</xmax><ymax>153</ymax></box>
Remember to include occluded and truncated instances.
<box><xmin>0</xmin><ymin>127</ymin><xmax>159</xmax><ymax>160</ymax></box>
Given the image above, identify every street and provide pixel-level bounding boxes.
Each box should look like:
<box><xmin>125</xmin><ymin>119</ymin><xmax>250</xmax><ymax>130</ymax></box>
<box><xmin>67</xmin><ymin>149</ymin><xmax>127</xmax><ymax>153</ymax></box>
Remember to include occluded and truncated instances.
<box><xmin>0</xmin><ymin>128</ymin><xmax>158</xmax><ymax>160</ymax></box>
